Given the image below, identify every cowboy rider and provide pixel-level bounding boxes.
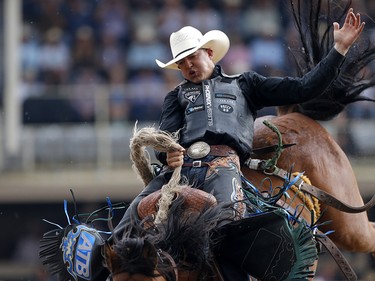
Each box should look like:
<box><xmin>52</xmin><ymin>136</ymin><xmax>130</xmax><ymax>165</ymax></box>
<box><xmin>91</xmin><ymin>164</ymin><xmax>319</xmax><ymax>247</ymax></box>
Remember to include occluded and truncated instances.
<box><xmin>115</xmin><ymin>8</ymin><xmax>365</xmax><ymax>281</ymax></box>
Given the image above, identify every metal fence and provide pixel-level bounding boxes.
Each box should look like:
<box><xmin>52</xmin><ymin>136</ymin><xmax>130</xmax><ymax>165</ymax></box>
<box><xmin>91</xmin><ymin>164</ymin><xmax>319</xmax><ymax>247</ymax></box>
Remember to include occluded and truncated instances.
<box><xmin>0</xmin><ymin>85</ymin><xmax>375</xmax><ymax>280</ymax></box>
<box><xmin>1</xmin><ymin>83</ymin><xmax>375</xmax><ymax>171</ymax></box>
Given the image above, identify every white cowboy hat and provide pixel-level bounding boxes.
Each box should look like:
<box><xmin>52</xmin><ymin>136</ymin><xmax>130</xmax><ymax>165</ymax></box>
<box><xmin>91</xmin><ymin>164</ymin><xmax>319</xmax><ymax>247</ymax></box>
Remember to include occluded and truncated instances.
<box><xmin>155</xmin><ymin>26</ymin><xmax>230</xmax><ymax>70</ymax></box>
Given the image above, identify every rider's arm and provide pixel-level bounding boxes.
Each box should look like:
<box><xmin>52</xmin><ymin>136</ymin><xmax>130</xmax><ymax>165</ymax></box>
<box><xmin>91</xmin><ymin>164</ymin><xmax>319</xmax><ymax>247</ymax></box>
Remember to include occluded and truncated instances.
<box><xmin>240</xmin><ymin>48</ymin><xmax>345</xmax><ymax>108</ymax></box>
<box><xmin>155</xmin><ymin>89</ymin><xmax>184</xmax><ymax>165</ymax></box>
<box><xmin>333</xmin><ymin>8</ymin><xmax>365</xmax><ymax>56</ymax></box>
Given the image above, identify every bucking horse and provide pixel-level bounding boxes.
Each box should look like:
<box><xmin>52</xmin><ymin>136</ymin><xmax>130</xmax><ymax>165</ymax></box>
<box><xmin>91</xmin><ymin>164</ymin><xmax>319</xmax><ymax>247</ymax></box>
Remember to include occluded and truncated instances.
<box><xmin>39</xmin><ymin>1</ymin><xmax>375</xmax><ymax>281</ymax></box>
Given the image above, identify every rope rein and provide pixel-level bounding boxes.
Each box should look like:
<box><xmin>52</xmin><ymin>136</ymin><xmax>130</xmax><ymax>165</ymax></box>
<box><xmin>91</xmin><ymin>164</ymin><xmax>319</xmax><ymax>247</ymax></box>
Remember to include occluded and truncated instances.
<box><xmin>130</xmin><ymin>126</ymin><xmax>185</xmax><ymax>224</ymax></box>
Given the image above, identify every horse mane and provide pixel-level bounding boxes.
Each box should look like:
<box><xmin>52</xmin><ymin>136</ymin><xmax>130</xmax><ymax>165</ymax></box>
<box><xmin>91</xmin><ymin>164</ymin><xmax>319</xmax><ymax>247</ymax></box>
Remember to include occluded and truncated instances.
<box><xmin>104</xmin><ymin>197</ymin><xmax>235</xmax><ymax>280</ymax></box>
<box><xmin>104</xmin><ymin>237</ymin><xmax>160</xmax><ymax>277</ymax></box>
<box><xmin>281</xmin><ymin>0</ymin><xmax>375</xmax><ymax>120</ymax></box>
<box><xmin>150</xmin><ymin>199</ymin><xmax>233</xmax><ymax>272</ymax></box>
<box><xmin>103</xmin><ymin>212</ymin><xmax>173</xmax><ymax>280</ymax></box>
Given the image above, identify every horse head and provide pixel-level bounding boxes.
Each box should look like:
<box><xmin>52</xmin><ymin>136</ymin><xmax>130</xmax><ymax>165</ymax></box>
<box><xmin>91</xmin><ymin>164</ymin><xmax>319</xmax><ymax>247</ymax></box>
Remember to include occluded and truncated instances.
<box><xmin>103</xmin><ymin>238</ymin><xmax>163</xmax><ymax>281</ymax></box>
<box><xmin>104</xmin><ymin>187</ymin><xmax>227</xmax><ymax>281</ymax></box>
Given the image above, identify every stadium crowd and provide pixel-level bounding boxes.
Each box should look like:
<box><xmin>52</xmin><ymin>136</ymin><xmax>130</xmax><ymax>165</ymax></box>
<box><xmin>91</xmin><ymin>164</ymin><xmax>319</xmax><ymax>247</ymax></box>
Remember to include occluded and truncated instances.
<box><xmin>19</xmin><ymin>0</ymin><xmax>375</xmax><ymax>125</ymax></box>
<box><xmin>1</xmin><ymin>1</ymin><xmax>375</xmax><ymax>281</ymax></box>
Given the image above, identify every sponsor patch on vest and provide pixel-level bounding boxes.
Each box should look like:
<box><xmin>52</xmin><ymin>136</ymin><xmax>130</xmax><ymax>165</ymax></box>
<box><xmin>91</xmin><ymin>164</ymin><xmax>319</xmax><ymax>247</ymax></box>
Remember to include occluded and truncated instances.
<box><xmin>204</xmin><ymin>83</ymin><xmax>213</xmax><ymax>126</ymax></box>
<box><xmin>183</xmin><ymin>87</ymin><xmax>201</xmax><ymax>103</ymax></box>
<box><xmin>186</xmin><ymin>105</ymin><xmax>205</xmax><ymax>115</ymax></box>
<box><xmin>219</xmin><ymin>104</ymin><xmax>233</xmax><ymax>113</ymax></box>
<box><xmin>215</xmin><ymin>93</ymin><xmax>237</xmax><ymax>100</ymax></box>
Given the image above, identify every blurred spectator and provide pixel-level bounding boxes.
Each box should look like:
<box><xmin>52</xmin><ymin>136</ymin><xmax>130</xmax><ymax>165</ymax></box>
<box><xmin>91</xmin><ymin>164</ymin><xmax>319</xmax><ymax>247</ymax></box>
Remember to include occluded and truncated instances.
<box><xmin>107</xmin><ymin>63</ymin><xmax>129</xmax><ymax>123</ymax></box>
<box><xmin>347</xmin><ymin>87</ymin><xmax>375</xmax><ymax>119</ymax></box>
<box><xmin>129</xmin><ymin>1</ymin><xmax>159</xmax><ymax>32</ymax></box>
<box><xmin>126</xmin><ymin>25</ymin><xmax>168</xmax><ymax>73</ymax></box>
<box><xmin>158</xmin><ymin>0</ymin><xmax>188</xmax><ymax>43</ymax></box>
<box><xmin>187</xmin><ymin>1</ymin><xmax>223</xmax><ymax>33</ymax></box>
<box><xmin>94</xmin><ymin>0</ymin><xmax>130</xmax><ymax>46</ymax></box>
<box><xmin>71</xmin><ymin>25</ymin><xmax>99</xmax><ymax>70</ymax></box>
<box><xmin>20</xmin><ymin>70</ymin><xmax>43</xmax><ymax>103</ymax></box>
<box><xmin>220</xmin><ymin>0</ymin><xmax>244</xmax><ymax>35</ymax></box>
<box><xmin>248</xmin><ymin>23</ymin><xmax>287</xmax><ymax>76</ymax></box>
<box><xmin>18</xmin><ymin>0</ymin><xmax>375</xmax><ymax>125</ymax></box>
<box><xmin>240</xmin><ymin>0</ymin><xmax>283</xmax><ymax>41</ymax></box>
<box><xmin>162</xmin><ymin>69</ymin><xmax>184</xmax><ymax>92</ymax></box>
<box><xmin>61</xmin><ymin>0</ymin><xmax>97</xmax><ymax>38</ymax></box>
<box><xmin>33</xmin><ymin>0</ymin><xmax>66</xmax><ymax>33</ymax></box>
<box><xmin>38</xmin><ymin>27</ymin><xmax>71</xmax><ymax>85</ymax></box>
<box><xmin>20</xmin><ymin>23</ymin><xmax>44</xmax><ymax>108</ymax></box>
<box><xmin>221</xmin><ymin>33</ymin><xmax>252</xmax><ymax>74</ymax></box>
<box><xmin>127</xmin><ymin>69</ymin><xmax>165</xmax><ymax>121</ymax></box>
<box><xmin>21</xmin><ymin>24</ymin><xmax>41</xmax><ymax>75</ymax></box>
<box><xmin>97</xmin><ymin>30</ymin><xmax>126</xmax><ymax>80</ymax></box>
<box><xmin>69</xmin><ymin>66</ymin><xmax>103</xmax><ymax>123</ymax></box>
<box><xmin>23</xmin><ymin>0</ymin><xmax>43</xmax><ymax>24</ymax></box>
<box><xmin>345</xmin><ymin>65</ymin><xmax>375</xmax><ymax>119</ymax></box>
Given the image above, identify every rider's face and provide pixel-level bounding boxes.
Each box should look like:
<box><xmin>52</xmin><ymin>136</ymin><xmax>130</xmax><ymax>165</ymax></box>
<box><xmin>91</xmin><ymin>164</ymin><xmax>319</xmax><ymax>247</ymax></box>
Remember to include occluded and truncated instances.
<box><xmin>176</xmin><ymin>49</ymin><xmax>215</xmax><ymax>83</ymax></box>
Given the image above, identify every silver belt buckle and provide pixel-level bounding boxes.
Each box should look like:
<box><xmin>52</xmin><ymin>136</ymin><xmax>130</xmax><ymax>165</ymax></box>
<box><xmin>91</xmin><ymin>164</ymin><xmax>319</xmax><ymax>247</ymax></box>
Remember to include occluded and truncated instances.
<box><xmin>187</xmin><ymin>141</ymin><xmax>211</xmax><ymax>159</ymax></box>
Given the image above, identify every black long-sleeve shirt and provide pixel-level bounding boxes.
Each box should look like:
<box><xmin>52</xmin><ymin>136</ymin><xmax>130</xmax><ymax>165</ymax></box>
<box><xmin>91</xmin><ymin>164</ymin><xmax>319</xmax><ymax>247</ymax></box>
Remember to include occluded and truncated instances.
<box><xmin>157</xmin><ymin>48</ymin><xmax>344</xmax><ymax>164</ymax></box>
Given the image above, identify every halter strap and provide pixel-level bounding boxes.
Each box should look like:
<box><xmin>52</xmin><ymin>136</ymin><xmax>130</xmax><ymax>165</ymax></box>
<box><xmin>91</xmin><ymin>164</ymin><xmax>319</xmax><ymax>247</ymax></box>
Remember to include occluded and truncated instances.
<box><xmin>157</xmin><ymin>249</ymin><xmax>179</xmax><ymax>281</ymax></box>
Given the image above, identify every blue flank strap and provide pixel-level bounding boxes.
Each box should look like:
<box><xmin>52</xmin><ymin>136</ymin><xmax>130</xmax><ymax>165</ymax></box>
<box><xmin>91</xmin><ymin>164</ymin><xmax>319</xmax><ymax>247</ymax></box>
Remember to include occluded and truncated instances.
<box><xmin>323</xmin><ymin>230</ymin><xmax>335</xmax><ymax>236</ymax></box>
<box><xmin>64</xmin><ymin>200</ymin><xmax>71</xmax><ymax>225</ymax></box>
<box><xmin>284</xmin><ymin>172</ymin><xmax>304</xmax><ymax>191</ymax></box>
<box><xmin>42</xmin><ymin>197</ymin><xmax>127</xmax><ymax>237</ymax></box>
<box><xmin>72</xmin><ymin>216</ymin><xmax>81</xmax><ymax>224</ymax></box>
<box><xmin>106</xmin><ymin>197</ymin><xmax>113</xmax><ymax>216</ymax></box>
<box><xmin>241</xmin><ymin>176</ymin><xmax>263</xmax><ymax>196</ymax></box>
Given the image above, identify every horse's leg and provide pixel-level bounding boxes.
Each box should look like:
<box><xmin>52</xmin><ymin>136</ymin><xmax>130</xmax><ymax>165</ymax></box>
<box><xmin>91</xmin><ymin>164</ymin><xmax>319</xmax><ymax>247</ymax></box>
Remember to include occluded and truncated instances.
<box><xmin>307</xmin><ymin>139</ymin><xmax>375</xmax><ymax>253</ymax></box>
<box><xmin>251</xmin><ymin>114</ymin><xmax>375</xmax><ymax>254</ymax></box>
<box><xmin>286</xmin><ymin>125</ymin><xmax>375</xmax><ymax>254</ymax></box>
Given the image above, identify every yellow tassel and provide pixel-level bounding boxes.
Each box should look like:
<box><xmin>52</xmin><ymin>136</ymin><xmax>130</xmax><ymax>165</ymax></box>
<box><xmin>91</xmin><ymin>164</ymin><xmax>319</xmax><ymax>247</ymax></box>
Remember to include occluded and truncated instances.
<box><xmin>291</xmin><ymin>172</ymin><xmax>321</xmax><ymax>223</ymax></box>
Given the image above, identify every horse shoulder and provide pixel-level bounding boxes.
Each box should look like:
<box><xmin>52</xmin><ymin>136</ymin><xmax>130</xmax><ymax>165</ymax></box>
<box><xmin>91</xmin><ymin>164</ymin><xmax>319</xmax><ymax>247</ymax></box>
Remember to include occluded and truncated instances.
<box><xmin>250</xmin><ymin>113</ymin><xmax>375</xmax><ymax>253</ymax></box>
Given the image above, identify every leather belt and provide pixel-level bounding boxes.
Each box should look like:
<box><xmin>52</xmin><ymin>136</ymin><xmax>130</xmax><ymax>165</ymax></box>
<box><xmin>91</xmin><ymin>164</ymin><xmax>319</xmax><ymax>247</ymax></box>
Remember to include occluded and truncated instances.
<box><xmin>315</xmin><ymin>230</ymin><xmax>357</xmax><ymax>281</ymax></box>
<box><xmin>245</xmin><ymin>159</ymin><xmax>375</xmax><ymax>213</ymax></box>
<box><xmin>186</xmin><ymin>141</ymin><xmax>237</xmax><ymax>159</ymax></box>
<box><xmin>272</xmin><ymin>167</ymin><xmax>375</xmax><ymax>213</ymax></box>
<box><xmin>183</xmin><ymin>160</ymin><xmax>211</xmax><ymax>168</ymax></box>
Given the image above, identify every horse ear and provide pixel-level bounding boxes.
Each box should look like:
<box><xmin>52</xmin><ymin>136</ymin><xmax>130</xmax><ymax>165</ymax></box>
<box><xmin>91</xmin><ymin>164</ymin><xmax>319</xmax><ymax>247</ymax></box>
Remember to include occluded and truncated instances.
<box><xmin>142</xmin><ymin>240</ymin><xmax>158</xmax><ymax>264</ymax></box>
<box><xmin>103</xmin><ymin>241</ymin><xmax>116</xmax><ymax>273</ymax></box>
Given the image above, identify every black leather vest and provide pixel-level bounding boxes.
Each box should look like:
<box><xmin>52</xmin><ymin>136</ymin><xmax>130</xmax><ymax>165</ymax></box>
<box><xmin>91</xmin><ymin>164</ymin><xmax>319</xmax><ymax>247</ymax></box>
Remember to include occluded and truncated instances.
<box><xmin>177</xmin><ymin>75</ymin><xmax>254</xmax><ymax>160</ymax></box>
